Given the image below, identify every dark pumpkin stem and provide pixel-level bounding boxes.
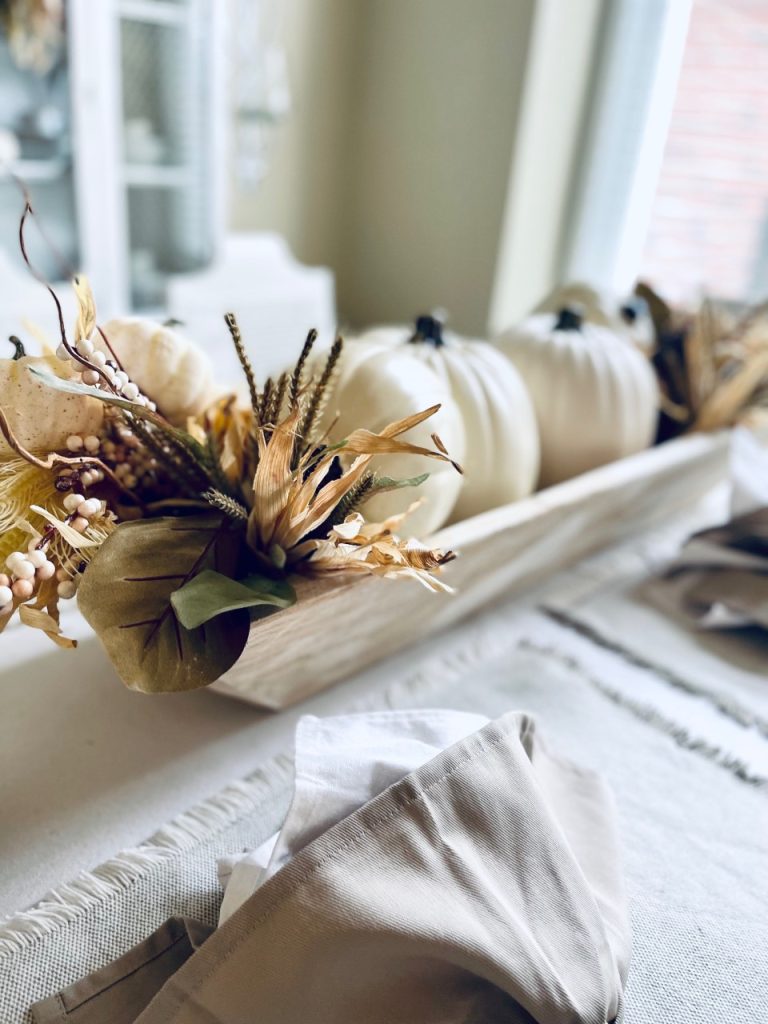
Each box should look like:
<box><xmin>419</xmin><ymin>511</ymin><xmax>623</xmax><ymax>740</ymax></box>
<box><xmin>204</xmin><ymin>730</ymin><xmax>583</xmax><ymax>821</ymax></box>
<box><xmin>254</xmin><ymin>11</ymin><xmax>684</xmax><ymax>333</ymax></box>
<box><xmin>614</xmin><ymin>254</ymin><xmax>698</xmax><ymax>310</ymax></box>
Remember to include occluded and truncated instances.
<box><xmin>8</xmin><ymin>335</ymin><xmax>25</xmax><ymax>360</ymax></box>
<box><xmin>554</xmin><ymin>307</ymin><xmax>583</xmax><ymax>331</ymax></box>
<box><xmin>409</xmin><ymin>314</ymin><xmax>445</xmax><ymax>347</ymax></box>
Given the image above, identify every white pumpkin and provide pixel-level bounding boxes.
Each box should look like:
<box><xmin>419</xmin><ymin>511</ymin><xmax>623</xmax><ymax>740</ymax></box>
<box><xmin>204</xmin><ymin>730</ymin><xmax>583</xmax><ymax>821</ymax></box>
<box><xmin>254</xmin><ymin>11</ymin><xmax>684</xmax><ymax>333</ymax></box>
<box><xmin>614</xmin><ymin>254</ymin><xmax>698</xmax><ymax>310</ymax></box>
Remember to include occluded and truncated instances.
<box><xmin>0</xmin><ymin>355</ymin><xmax>103</xmax><ymax>454</ymax></box>
<box><xmin>330</xmin><ymin>316</ymin><xmax>540</xmax><ymax>528</ymax></box>
<box><xmin>535</xmin><ymin>282</ymin><xmax>618</xmax><ymax>328</ymax></box>
<box><xmin>536</xmin><ymin>282</ymin><xmax>655</xmax><ymax>353</ymax></box>
<box><xmin>327</xmin><ymin>347</ymin><xmax>466</xmax><ymax>537</ymax></box>
<box><xmin>495</xmin><ymin>306</ymin><xmax>659</xmax><ymax>486</ymax></box>
<box><xmin>97</xmin><ymin>318</ymin><xmax>216</xmax><ymax>425</ymax></box>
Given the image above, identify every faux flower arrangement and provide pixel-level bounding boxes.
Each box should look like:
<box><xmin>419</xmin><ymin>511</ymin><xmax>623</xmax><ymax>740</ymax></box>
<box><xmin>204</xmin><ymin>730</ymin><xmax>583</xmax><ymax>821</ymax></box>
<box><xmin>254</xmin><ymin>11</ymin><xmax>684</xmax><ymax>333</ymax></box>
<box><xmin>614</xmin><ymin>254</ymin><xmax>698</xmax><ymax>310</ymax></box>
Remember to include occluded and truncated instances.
<box><xmin>0</xmin><ymin>212</ymin><xmax>460</xmax><ymax>693</ymax></box>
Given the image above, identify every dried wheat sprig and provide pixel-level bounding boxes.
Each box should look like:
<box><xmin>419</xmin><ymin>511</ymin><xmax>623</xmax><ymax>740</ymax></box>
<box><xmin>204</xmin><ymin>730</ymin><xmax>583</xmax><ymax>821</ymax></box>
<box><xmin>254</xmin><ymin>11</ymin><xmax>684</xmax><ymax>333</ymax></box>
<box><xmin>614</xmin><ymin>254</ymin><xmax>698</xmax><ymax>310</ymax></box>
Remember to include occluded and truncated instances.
<box><xmin>298</xmin><ymin>335</ymin><xmax>343</xmax><ymax>456</ymax></box>
<box><xmin>258</xmin><ymin>376</ymin><xmax>273</xmax><ymax>423</ymax></box>
<box><xmin>290</xmin><ymin>329</ymin><xmax>317</xmax><ymax>407</ymax></box>
<box><xmin>224</xmin><ymin>313</ymin><xmax>260</xmax><ymax>426</ymax></box>
<box><xmin>326</xmin><ymin>472</ymin><xmax>375</xmax><ymax>528</ymax></box>
<box><xmin>265</xmin><ymin>371</ymin><xmax>289</xmax><ymax>426</ymax></box>
<box><xmin>201</xmin><ymin>488</ymin><xmax>248</xmax><ymax>522</ymax></box>
<box><xmin>129</xmin><ymin>418</ymin><xmax>205</xmax><ymax>496</ymax></box>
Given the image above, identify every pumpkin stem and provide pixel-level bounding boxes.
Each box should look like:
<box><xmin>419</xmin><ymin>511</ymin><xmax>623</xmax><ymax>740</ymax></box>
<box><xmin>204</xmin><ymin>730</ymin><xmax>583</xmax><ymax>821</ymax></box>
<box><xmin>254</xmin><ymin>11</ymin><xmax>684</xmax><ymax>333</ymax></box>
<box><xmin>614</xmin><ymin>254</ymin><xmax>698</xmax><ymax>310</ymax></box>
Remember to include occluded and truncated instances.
<box><xmin>619</xmin><ymin>297</ymin><xmax>647</xmax><ymax>325</ymax></box>
<box><xmin>554</xmin><ymin>307</ymin><xmax>583</xmax><ymax>332</ymax></box>
<box><xmin>410</xmin><ymin>314</ymin><xmax>445</xmax><ymax>347</ymax></box>
<box><xmin>8</xmin><ymin>335</ymin><xmax>26</xmax><ymax>360</ymax></box>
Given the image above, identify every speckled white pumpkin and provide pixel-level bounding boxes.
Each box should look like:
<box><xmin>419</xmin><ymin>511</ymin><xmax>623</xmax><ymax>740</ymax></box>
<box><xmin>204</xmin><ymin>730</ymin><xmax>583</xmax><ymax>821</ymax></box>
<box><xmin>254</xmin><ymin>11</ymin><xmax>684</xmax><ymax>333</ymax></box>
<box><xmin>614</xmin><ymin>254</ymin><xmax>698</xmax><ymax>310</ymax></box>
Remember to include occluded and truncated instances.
<box><xmin>0</xmin><ymin>356</ymin><xmax>103</xmax><ymax>453</ymax></box>
<box><xmin>495</xmin><ymin>307</ymin><xmax>659</xmax><ymax>486</ymax></box>
<box><xmin>335</xmin><ymin>317</ymin><xmax>540</xmax><ymax>526</ymax></box>
<box><xmin>98</xmin><ymin>319</ymin><xmax>216</xmax><ymax>425</ymax></box>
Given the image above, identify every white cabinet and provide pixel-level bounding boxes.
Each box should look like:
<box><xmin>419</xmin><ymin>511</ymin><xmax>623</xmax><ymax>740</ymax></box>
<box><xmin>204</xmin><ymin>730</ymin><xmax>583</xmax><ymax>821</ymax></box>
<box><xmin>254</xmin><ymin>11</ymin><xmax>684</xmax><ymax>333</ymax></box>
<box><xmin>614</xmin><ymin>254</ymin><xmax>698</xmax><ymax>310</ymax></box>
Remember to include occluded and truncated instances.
<box><xmin>69</xmin><ymin>0</ymin><xmax>228</xmax><ymax>313</ymax></box>
<box><xmin>0</xmin><ymin>0</ymin><xmax>227</xmax><ymax>319</ymax></box>
<box><xmin>0</xmin><ymin>1</ymin><xmax>335</xmax><ymax>374</ymax></box>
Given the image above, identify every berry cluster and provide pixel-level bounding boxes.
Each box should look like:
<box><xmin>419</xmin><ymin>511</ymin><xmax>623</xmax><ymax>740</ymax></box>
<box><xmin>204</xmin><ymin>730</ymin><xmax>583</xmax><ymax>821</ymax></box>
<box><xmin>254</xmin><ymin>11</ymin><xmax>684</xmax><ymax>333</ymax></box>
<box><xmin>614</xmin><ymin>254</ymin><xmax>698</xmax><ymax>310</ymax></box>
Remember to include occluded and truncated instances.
<box><xmin>55</xmin><ymin>334</ymin><xmax>156</xmax><ymax>411</ymax></box>
<box><xmin>0</xmin><ymin>495</ymin><xmax>104</xmax><ymax>614</ymax></box>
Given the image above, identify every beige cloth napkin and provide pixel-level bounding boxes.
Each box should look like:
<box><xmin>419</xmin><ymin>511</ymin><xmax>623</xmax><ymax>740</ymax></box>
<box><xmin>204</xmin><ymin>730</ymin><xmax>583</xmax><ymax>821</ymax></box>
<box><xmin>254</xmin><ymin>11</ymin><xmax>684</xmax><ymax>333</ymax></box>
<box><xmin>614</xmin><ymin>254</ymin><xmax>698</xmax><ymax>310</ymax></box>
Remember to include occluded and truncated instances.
<box><xmin>33</xmin><ymin>712</ymin><xmax>630</xmax><ymax>1023</ymax></box>
<box><xmin>647</xmin><ymin>507</ymin><xmax>768</xmax><ymax>631</ymax></box>
<box><xmin>140</xmin><ymin>712</ymin><xmax>629</xmax><ymax>1024</ymax></box>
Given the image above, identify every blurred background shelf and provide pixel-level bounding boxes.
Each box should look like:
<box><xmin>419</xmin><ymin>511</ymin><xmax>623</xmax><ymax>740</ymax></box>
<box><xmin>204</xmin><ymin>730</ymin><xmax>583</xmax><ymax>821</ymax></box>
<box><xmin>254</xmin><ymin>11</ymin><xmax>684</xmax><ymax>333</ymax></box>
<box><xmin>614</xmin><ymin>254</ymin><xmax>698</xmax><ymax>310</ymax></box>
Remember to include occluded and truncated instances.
<box><xmin>118</xmin><ymin>1</ymin><xmax>187</xmax><ymax>28</ymax></box>
<box><xmin>1</xmin><ymin>157</ymin><xmax>70</xmax><ymax>183</ymax></box>
<box><xmin>123</xmin><ymin>163</ymin><xmax>193</xmax><ymax>189</ymax></box>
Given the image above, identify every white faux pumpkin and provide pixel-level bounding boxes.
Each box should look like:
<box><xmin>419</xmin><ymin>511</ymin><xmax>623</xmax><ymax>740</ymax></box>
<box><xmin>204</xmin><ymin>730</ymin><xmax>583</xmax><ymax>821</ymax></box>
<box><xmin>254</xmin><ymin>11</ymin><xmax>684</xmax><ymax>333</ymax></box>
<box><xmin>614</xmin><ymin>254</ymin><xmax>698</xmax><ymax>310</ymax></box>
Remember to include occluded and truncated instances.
<box><xmin>327</xmin><ymin>347</ymin><xmax>466</xmax><ymax>537</ymax></box>
<box><xmin>329</xmin><ymin>316</ymin><xmax>540</xmax><ymax>529</ymax></box>
<box><xmin>536</xmin><ymin>282</ymin><xmax>655</xmax><ymax>353</ymax></box>
<box><xmin>495</xmin><ymin>307</ymin><xmax>659</xmax><ymax>486</ymax></box>
<box><xmin>0</xmin><ymin>355</ymin><xmax>103</xmax><ymax>454</ymax></box>
<box><xmin>97</xmin><ymin>318</ymin><xmax>216</xmax><ymax>426</ymax></box>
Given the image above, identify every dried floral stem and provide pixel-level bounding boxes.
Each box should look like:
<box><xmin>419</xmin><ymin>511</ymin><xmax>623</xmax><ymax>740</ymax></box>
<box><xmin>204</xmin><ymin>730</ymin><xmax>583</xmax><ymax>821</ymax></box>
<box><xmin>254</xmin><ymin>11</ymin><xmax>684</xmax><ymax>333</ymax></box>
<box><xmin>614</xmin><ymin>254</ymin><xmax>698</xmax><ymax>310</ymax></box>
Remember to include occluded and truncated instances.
<box><xmin>129</xmin><ymin>418</ymin><xmax>204</xmax><ymax>497</ymax></box>
<box><xmin>259</xmin><ymin>376</ymin><xmax>274</xmax><ymax>424</ymax></box>
<box><xmin>290</xmin><ymin>329</ymin><xmax>317</xmax><ymax>407</ymax></box>
<box><xmin>224</xmin><ymin>313</ymin><xmax>260</xmax><ymax>424</ymax></box>
<box><xmin>297</xmin><ymin>336</ymin><xmax>343</xmax><ymax>461</ymax></box>
<box><xmin>327</xmin><ymin>473</ymin><xmax>375</xmax><ymax>527</ymax></box>
<box><xmin>264</xmin><ymin>371</ymin><xmax>289</xmax><ymax>426</ymax></box>
<box><xmin>17</xmin><ymin>201</ymin><xmax>119</xmax><ymax>393</ymax></box>
<box><xmin>95</xmin><ymin>324</ymin><xmax>124</xmax><ymax>373</ymax></box>
<box><xmin>202</xmin><ymin>488</ymin><xmax>248</xmax><ymax>522</ymax></box>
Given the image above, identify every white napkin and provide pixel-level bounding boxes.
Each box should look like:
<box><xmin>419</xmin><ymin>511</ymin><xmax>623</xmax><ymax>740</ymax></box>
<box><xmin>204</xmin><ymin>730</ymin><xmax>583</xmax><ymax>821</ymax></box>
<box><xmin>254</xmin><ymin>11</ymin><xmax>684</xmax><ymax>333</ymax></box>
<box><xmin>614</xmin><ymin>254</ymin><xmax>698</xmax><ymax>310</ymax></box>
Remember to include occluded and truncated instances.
<box><xmin>217</xmin><ymin>709</ymin><xmax>489</xmax><ymax>924</ymax></box>
<box><xmin>730</xmin><ymin>426</ymin><xmax>768</xmax><ymax>516</ymax></box>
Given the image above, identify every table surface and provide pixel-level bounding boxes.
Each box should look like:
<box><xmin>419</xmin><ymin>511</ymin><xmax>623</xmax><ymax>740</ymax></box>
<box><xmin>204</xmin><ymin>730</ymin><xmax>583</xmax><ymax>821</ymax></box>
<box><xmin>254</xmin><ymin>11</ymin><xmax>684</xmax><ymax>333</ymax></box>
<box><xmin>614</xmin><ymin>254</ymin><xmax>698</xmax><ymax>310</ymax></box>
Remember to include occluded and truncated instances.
<box><xmin>0</xmin><ymin>484</ymin><xmax>763</xmax><ymax>922</ymax></box>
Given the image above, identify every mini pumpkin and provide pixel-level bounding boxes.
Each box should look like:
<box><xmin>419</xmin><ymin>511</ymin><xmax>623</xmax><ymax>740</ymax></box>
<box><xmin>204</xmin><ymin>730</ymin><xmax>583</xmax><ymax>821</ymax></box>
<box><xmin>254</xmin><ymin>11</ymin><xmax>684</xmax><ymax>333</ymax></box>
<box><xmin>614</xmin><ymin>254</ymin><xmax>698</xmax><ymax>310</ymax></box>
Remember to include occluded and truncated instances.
<box><xmin>495</xmin><ymin>306</ymin><xmax>659</xmax><ymax>486</ymax></box>
<box><xmin>329</xmin><ymin>315</ymin><xmax>540</xmax><ymax>528</ymax></box>
<box><xmin>97</xmin><ymin>318</ymin><xmax>217</xmax><ymax>426</ymax></box>
<box><xmin>0</xmin><ymin>354</ymin><xmax>103</xmax><ymax>454</ymax></box>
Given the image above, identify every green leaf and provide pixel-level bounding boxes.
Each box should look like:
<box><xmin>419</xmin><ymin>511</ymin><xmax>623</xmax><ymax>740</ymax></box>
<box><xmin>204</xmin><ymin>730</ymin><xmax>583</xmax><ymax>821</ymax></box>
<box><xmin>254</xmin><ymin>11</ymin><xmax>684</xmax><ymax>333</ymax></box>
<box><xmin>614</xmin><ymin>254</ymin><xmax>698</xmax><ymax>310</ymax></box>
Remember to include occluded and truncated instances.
<box><xmin>171</xmin><ymin>569</ymin><xmax>295</xmax><ymax>630</ymax></box>
<box><xmin>369</xmin><ymin>472</ymin><xmax>429</xmax><ymax>495</ymax></box>
<box><xmin>28</xmin><ymin>363</ymin><xmax>152</xmax><ymax>417</ymax></box>
<box><xmin>77</xmin><ymin>516</ymin><xmax>250</xmax><ymax>693</ymax></box>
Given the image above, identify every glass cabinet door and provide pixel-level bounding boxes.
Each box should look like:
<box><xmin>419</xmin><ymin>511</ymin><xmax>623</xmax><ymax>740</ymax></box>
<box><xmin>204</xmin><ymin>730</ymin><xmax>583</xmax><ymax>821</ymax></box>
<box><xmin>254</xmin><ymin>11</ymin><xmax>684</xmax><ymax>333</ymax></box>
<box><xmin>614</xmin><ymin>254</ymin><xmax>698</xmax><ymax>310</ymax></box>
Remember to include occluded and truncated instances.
<box><xmin>118</xmin><ymin>0</ymin><xmax>219</xmax><ymax>310</ymax></box>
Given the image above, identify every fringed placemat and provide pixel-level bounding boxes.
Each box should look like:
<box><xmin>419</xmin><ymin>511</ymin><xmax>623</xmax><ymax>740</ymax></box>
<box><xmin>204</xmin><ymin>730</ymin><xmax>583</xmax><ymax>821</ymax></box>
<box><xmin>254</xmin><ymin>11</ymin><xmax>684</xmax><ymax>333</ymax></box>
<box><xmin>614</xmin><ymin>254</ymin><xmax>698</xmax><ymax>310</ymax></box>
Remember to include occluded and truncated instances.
<box><xmin>1</xmin><ymin>605</ymin><xmax>766</xmax><ymax>1024</ymax></box>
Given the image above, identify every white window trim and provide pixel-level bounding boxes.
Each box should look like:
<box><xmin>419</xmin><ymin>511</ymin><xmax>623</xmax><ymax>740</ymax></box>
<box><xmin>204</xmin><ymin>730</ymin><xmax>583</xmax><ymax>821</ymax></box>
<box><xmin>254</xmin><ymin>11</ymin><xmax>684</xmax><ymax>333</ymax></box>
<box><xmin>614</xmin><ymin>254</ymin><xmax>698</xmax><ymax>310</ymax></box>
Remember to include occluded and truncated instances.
<box><xmin>561</xmin><ymin>0</ymin><xmax>693</xmax><ymax>294</ymax></box>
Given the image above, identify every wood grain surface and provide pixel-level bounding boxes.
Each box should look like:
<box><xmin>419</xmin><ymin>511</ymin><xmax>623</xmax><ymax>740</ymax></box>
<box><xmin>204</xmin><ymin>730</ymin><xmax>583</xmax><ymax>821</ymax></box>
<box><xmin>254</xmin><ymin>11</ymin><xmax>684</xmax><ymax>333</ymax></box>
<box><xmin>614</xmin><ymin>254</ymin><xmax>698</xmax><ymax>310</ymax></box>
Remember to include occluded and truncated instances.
<box><xmin>212</xmin><ymin>432</ymin><xmax>729</xmax><ymax>708</ymax></box>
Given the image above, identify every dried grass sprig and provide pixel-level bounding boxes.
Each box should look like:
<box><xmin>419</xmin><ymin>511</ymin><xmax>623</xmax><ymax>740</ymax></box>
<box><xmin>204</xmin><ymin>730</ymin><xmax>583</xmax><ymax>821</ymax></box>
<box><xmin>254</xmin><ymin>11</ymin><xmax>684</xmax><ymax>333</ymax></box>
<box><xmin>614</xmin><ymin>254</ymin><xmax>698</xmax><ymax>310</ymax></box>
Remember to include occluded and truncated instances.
<box><xmin>224</xmin><ymin>313</ymin><xmax>260</xmax><ymax>426</ymax></box>
<box><xmin>297</xmin><ymin>335</ymin><xmax>343</xmax><ymax>458</ymax></box>
<box><xmin>325</xmin><ymin>472</ymin><xmax>375</xmax><ymax>528</ymax></box>
<box><xmin>290</xmin><ymin>329</ymin><xmax>316</xmax><ymax>407</ymax></box>
<box><xmin>201</xmin><ymin>488</ymin><xmax>249</xmax><ymax>522</ymax></box>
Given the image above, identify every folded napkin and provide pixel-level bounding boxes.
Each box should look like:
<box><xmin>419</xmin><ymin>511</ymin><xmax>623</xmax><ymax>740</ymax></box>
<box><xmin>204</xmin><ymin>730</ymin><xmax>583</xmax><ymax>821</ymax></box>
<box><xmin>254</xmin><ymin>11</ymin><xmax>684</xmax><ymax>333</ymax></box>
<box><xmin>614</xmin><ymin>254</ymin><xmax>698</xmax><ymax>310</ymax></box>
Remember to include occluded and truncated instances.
<box><xmin>217</xmin><ymin>709</ymin><xmax>490</xmax><ymax>923</ymax></box>
<box><xmin>644</xmin><ymin>429</ymin><xmax>768</xmax><ymax>632</ymax></box>
<box><xmin>33</xmin><ymin>712</ymin><xmax>630</xmax><ymax>1024</ymax></box>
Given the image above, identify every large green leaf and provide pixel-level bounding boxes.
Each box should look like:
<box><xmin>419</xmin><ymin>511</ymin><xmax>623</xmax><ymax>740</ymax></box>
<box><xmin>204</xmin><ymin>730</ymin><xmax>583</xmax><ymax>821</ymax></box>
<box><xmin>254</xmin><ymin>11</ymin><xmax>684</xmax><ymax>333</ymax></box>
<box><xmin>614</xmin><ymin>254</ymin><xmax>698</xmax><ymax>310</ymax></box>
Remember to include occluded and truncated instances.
<box><xmin>171</xmin><ymin>569</ymin><xmax>295</xmax><ymax>630</ymax></box>
<box><xmin>77</xmin><ymin>516</ymin><xmax>250</xmax><ymax>693</ymax></box>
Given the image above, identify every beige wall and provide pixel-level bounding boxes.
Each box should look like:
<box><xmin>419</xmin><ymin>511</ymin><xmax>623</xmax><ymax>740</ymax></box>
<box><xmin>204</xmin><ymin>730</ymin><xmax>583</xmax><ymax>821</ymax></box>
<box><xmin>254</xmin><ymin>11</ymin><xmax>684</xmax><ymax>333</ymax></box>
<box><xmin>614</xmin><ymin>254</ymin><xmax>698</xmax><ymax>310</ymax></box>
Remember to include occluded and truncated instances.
<box><xmin>334</xmin><ymin>0</ymin><xmax>535</xmax><ymax>335</ymax></box>
<box><xmin>229</xmin><ymin>0</ymin><xmax>363</xmax><ymax>272</ymax></box>
<box><xmin>230</xmin><ymin>0</ymin><xmax>596</xmax><ymax>336</ymax></box>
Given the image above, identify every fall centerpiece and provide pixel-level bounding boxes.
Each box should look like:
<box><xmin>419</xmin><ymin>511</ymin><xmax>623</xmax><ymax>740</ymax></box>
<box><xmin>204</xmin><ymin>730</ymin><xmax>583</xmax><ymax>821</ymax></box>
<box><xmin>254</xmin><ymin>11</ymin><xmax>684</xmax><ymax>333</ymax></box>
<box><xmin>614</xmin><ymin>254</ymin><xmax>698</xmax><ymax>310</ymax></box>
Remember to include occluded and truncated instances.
<box><xmin>0</xmin><ymin>261</ymin><xmax>461</xmax><ymax>694</ymax></box>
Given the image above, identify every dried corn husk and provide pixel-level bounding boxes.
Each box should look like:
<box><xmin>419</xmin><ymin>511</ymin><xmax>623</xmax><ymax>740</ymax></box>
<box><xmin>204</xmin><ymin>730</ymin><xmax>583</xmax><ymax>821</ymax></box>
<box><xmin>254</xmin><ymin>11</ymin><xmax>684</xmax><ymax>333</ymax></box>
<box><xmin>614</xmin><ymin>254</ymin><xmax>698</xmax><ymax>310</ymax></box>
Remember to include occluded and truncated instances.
<box><xmin>638</xmin><ymin>282</ymin><xmax>768</xmax><ymax>437</ymax></box>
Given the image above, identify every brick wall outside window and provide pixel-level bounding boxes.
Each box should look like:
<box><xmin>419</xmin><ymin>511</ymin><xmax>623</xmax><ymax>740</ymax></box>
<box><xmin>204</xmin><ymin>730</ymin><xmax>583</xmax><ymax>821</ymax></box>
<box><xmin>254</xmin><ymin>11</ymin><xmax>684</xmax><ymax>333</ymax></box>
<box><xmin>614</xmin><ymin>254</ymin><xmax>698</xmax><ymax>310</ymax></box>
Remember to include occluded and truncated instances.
<box><xmin>640</xmin><ymin>0</ymin><xmax>768</xmax><ymax>306</ymax></box>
